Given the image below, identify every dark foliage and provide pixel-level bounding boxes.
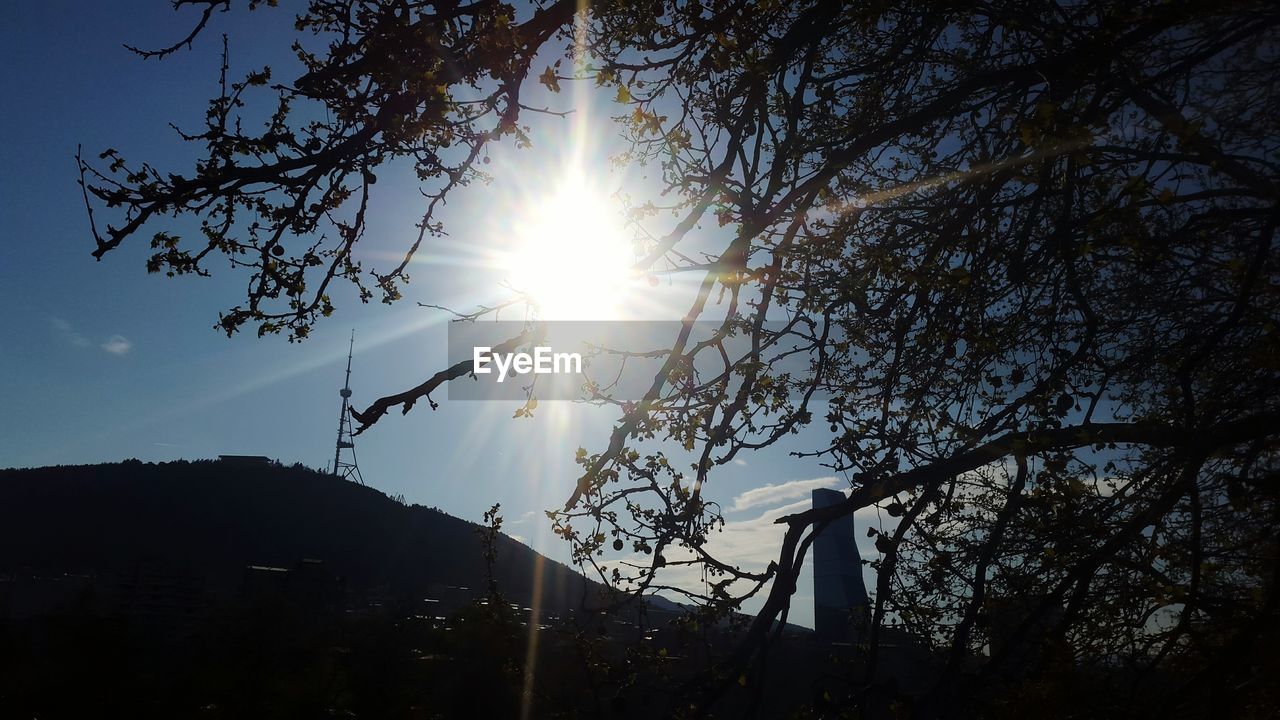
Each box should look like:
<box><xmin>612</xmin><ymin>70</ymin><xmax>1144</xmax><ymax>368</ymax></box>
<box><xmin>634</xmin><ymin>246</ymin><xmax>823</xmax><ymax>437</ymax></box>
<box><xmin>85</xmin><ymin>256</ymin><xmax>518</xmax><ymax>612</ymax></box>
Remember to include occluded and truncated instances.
<box><xmin>76</xmin><ymin>0</ymin><xmax>1280</xmax><ymax>716</ymax></box>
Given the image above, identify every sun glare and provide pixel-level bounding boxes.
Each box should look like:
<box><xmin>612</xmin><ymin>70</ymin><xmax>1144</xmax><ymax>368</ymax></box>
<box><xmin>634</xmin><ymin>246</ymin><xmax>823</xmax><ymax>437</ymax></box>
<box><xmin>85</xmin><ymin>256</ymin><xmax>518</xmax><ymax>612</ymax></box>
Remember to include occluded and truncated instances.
<box><xmin>504</xmin><ymin>177</ymin><xmax>637</xmax><ymax>320</ymax></box>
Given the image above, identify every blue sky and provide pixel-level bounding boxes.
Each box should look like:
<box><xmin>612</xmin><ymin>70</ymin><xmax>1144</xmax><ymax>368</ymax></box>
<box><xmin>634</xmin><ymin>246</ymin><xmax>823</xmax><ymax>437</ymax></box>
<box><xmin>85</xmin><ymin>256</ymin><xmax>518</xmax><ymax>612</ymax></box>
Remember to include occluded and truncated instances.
<box><xmin>0</xmin><ymin>1</ymin><xmax>885</xmax><ymax>626</ymax></box>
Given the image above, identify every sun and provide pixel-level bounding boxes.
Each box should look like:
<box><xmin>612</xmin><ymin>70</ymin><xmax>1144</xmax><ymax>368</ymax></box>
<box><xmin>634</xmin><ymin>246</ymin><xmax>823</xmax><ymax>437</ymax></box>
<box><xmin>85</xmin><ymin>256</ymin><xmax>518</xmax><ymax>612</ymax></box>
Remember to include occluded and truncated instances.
<box><xmin>503</xmin><ymin>175</ymin><xmax>637</xmax><ymax>320</ymax></box>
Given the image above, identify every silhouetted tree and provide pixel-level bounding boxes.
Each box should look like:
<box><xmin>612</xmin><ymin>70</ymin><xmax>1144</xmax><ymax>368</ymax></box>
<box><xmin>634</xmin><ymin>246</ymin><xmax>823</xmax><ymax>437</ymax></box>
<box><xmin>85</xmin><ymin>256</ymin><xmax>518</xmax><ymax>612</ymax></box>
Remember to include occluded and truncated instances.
<box><xmin>82</xmin><ymin>1</ymin><xmax>1280</xmax><ymax>716</ymax></box>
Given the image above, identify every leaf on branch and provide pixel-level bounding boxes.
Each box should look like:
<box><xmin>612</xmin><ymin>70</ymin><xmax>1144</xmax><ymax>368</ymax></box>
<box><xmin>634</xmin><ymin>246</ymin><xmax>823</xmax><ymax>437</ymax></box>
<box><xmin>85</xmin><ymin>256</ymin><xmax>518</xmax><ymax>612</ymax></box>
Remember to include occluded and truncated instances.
<box><xmin>538</xmin><ymin>65</ymin><xmax>560</xmax><ymax>93</ymax></box>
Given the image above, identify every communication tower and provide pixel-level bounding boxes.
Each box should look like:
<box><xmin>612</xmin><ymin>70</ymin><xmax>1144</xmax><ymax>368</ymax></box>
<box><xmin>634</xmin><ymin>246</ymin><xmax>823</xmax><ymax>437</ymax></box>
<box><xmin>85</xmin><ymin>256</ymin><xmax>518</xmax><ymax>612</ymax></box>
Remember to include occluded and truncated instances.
<box><xmin>332</xmin><ymin>330</ymin><xmax>364</xmax><ymax>485</ymax></box>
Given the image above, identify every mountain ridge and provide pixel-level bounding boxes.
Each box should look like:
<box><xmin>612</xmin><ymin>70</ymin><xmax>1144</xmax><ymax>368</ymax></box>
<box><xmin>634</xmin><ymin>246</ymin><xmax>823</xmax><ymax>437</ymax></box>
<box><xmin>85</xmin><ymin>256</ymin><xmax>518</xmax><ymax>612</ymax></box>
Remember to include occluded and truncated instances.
<box><xmin>0</xmin><ymin>458</ymin><xmax>596</xmax><ymax>614</ymax></box>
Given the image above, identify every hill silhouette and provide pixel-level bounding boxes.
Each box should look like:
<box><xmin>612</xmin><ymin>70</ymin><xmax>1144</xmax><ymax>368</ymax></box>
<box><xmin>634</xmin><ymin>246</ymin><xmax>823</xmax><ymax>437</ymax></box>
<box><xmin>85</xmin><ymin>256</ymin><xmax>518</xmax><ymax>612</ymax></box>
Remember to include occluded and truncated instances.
<box><xmin>0</xmin><ymin>460</ymin><xmax>876</xmax><ymax>720</ymax></box>
<box><xmin>0</xmin><ymin>458</ymin><xmax>595</xmax><ymax>615</ymax></box>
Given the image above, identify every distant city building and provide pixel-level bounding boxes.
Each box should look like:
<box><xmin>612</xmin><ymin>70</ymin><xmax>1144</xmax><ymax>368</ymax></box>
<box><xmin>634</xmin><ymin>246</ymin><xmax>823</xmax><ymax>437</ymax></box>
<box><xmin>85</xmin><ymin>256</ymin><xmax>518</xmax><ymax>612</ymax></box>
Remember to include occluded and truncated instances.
<box><xmin>241</xmin><ymin>558</ymin><xmax>343</xmax><ymax>611</ymax></box>
<box><xmin>812</xmin><ymin>488</ymin><xmax>869</xmax><ymax>643</ymax></box>
<box><xmin>0</xmin><ymin>573</ymin><xmax>96</xmax><ymax>620</ymax></box>
<box><xmin>113</xmin><ymin>559</ymin><xmax>210</xmax><ymax>630</ymax></box>
<box><xmin>242</xmin><ymin>564</ymin><xmax>290</xmax><ymax>599</ymax></box>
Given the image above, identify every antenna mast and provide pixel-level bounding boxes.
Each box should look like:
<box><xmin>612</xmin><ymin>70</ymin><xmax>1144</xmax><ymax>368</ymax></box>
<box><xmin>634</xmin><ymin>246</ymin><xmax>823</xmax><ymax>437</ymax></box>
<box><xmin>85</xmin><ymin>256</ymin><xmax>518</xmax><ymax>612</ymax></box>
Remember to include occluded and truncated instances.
<box><xmin>332</xmin><ymin>329</ymin><xmax>365</xmax><ymax>485</ymax></box>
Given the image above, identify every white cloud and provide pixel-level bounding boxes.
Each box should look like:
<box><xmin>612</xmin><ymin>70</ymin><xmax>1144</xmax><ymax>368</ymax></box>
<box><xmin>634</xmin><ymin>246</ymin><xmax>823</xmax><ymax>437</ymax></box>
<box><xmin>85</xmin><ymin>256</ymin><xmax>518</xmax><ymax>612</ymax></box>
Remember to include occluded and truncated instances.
<box><xmin>50</xmin><ymin>317</ymin><xmax>89</xmax><ymax>347</ymax></box>
<box><xmin>50</xmin><ymin>318</ymin><xmax>132</xmax><ymax>356</ymax></box>
<box><xmin>713</xmin><ymin>498</ymin><xmax>813</xmax><ymax>565</ymax></box>
<box><xmin>100</xmin><ymin>335</ymin><xmax>132</xmax><ymax>356</ymax></box>
<box><xmin>606</xmin><ymin>483</ymin><xmax>902</xmax><ymax>629</ymax></box>
<box><xmin>618</xmin><ymin>499</ymin><xmax>812</xmax><ymax>598</ymax></box>
<box><xmin>623</xmin><ymin>497</ymin><xmax>881</xmax><ymax>628</ymax></box>
<box><xmin>728</xmin><ymin>476</ymin><xmax>841</xmax><ymax>513</ymax></box>
<box><xmin>508</xmin><ymin>510</ymin><xmax>537</xmax><ymax>526</ymax></box>
<box><xmin>733</xmin><ymin>458</ymin><xmax>748</xmax><ymax>467</ymax></box>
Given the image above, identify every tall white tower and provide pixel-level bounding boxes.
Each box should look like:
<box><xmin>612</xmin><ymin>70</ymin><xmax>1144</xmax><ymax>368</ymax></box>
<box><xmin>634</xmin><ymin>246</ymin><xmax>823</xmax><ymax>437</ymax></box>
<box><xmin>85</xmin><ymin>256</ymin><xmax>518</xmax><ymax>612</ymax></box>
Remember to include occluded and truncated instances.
<box><xmin>332</xmin><ymin>329</ymin><xmax>364</xmax><ymax>485</ymax></box>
